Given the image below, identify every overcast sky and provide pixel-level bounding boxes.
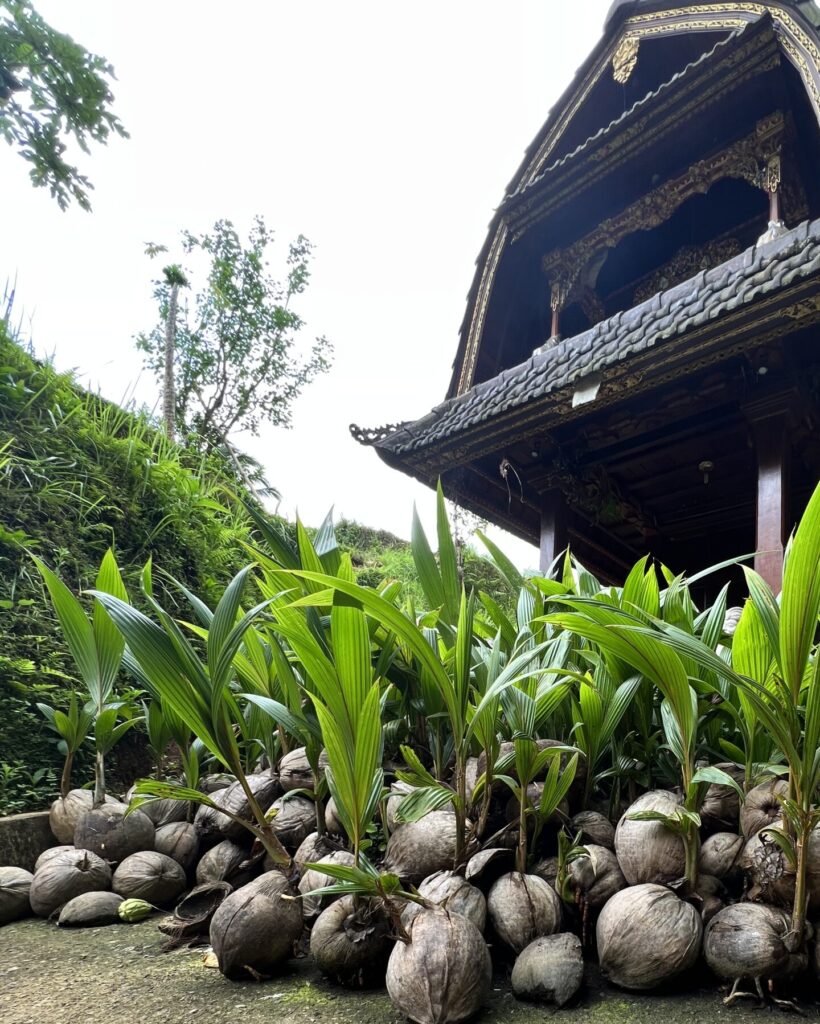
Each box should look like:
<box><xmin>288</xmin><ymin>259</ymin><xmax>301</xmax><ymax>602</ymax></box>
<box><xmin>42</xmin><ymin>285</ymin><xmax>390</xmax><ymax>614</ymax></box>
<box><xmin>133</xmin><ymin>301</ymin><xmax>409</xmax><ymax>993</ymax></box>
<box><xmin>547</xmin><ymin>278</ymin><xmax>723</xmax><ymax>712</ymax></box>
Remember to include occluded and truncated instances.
<box><xmin>4</xmin><ymin>0</ymin><xmax>612</xmax><ymax>570</ymax></box>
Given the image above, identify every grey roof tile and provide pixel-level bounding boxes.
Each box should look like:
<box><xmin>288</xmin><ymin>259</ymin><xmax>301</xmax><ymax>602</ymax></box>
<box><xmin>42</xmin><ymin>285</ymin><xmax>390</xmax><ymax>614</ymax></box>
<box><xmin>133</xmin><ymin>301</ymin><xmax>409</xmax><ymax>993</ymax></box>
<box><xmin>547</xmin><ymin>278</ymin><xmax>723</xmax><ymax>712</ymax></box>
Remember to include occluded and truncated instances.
<box><xmin>353</xmin><ymin>219</ymin><xmax>820</xmax><ymax>458</ymax></box>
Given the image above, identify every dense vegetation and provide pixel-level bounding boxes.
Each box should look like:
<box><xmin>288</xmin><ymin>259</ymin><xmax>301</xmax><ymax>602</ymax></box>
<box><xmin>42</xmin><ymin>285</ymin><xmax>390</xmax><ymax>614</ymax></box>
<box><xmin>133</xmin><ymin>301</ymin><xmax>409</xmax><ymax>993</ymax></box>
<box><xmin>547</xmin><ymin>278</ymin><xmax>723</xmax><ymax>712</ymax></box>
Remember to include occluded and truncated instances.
<box><xmin>0</xmin><ymin>325</ymin><xmax>509</xmax><ymax>812</ymax></box>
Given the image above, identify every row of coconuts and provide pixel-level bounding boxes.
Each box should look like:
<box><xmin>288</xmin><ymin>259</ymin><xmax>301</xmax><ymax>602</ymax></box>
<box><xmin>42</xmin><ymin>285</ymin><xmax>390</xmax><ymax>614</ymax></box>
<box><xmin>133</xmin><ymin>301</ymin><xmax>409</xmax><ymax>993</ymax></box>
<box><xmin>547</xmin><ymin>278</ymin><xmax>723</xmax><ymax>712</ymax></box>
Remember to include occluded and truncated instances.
<box><xmin>2</xmin><ymin>747</ymin><xmax>820</xmax><ymax>1022</ymax></box>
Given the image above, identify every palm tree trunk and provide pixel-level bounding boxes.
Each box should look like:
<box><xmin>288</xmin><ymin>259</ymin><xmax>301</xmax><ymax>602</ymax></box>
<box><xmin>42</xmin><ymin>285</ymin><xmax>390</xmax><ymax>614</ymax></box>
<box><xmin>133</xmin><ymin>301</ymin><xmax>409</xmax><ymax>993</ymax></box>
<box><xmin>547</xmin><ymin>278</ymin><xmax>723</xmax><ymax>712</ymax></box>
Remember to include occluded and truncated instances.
<box><xmin>163</xmin><ymin>282</ymin><xmax>178</xmax><ymax>439</ymax></box>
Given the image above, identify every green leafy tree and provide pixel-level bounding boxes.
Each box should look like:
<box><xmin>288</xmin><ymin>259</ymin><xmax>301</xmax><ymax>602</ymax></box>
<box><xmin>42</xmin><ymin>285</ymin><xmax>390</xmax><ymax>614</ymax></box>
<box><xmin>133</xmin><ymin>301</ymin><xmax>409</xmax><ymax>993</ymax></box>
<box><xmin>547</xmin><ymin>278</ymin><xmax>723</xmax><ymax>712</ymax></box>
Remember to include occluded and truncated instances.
<box><xmin>137</xmin><ymin>217</ymin><xmax>332</xmax><ymax>454</ymax></box>
<box><xmin>0</xmin><ymin>0</ymin><xmax>127</xmax><ymax>209</ymax></box>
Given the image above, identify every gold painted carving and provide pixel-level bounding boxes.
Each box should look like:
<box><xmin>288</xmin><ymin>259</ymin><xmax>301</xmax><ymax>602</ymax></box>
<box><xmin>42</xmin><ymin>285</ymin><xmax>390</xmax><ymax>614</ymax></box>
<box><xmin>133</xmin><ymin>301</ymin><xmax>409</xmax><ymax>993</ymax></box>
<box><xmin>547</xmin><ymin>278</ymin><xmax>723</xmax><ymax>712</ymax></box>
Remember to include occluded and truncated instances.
<box><xmin>542</xmin><ymin>114</ymin><xmax>784</xmax><ymax>287</ymax></box>
<box><xmin>613</xmin><ymin>35</ymin><xmax>640</xmax><ymax>83</ymax></box>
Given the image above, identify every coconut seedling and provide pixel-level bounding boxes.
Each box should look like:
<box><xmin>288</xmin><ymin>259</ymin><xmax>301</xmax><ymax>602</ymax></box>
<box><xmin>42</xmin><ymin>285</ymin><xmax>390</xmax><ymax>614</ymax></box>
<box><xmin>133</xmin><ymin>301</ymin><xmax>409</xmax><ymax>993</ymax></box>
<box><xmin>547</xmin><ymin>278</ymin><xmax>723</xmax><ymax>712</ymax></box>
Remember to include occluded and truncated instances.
<box><xmin>33</xmin><ymin>550</ymin><xmax>138</xmax><ymax>808</ymax></box>
<box><xmin>36</xmin><ymin>693</ymin><xmax>93</xmax><ymax>798</ymax></box>
<box><xmin>548</xmin><ymin>573</ymin><xmax>742</xmax><ymax>895</ymax></box>
<box><xmin>640</xmin><ymin>479</ymin><xmax>820</xmax><ymax>1002</ymax></box>
<box><xmin>91</xmin><ymin>561</ymin><xmax>293</xmax><ymax>870</ymax></box>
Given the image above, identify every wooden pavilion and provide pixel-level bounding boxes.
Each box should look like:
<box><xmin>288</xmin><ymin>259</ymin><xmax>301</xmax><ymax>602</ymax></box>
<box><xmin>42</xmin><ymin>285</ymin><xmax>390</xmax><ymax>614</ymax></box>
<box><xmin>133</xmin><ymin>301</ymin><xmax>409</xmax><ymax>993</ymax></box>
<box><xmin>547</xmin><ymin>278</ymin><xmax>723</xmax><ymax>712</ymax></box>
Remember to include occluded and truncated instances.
<box><xmin>352</xmin><ymin>0</ymin><xmax>820</xmax><ymax>591</ymax></box>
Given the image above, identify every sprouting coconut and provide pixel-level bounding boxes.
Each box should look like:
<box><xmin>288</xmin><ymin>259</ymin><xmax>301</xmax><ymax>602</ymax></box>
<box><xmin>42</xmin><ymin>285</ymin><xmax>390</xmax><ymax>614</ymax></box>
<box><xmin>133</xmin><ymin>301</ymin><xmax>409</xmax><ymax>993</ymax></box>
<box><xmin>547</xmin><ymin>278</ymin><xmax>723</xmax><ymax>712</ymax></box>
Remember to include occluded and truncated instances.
<box><xmin>511</xmin><ymin>933</ymin><xmax>584</xmax><ymax>1007</ymax></box>
<box><xmin>569</xmin><ymin>811</ymin><xmax>615</xmax><ymax>850</ymax></box>
<box><xmin>291</xmin><ymin>831</ymin><xmax>337</xmax><ymax>874</ymax></box>
<box><xmin>157</xmin><ymin>882</ymin><xmax>232</xmax><ymax>944</ymax></box>
<box><xmin>614</xmin><ymin>790</ymin><xmax>685</xmax><ymax>886</ymax></box>
<box><xmin>49</xmin><ymin>791</ymin><xmax>125</xmax><ymax>844</ymax></box>
<box><xmin>74</xmin><ymin>805</ymin><xmax>155</xmax><ymax>863</ymax></box>
<box><xmin>699</xmin><ymin>832</ymin><xmax>744</xmax><ymax>881</ymax></box>
<box><xmin>311</xmin><ymin>894</ymin><xmax>392</xmax><ymax>988</ymax></box>
<box><xmin>112</xmin><ymin>851</ymin><xmax>187</xmax><ymax>906</ymax></box>
<box><xmin>0</xmin><ymin>867</ymin><xmax>33</xmax><ymax>925</ymax></box>
<box><xmin>401</xmin><ymin>871</ymin><xmax>486</xmax><ymax>932</ymax></box>
<box><xmin>279</xmin><ymin>747</ymin><xmax>328</xmax><ymax>792</ymax></box>
<box><xmin>298</xmin><ymin>851</ymin><xmax>356</xmax><ymax>919</ymax></box>
<box><xmin>740</xmin><ymin>779</ymin><xmax>788</xmax><ymax>839</ymax></box>
<box><xmin>194</xmin><ymin>772</ymin><xmax>279</xmax><ymax>841</ymax></box>
<box><xmin>57</xmin><ymin>891</ymin><xmax>124</xmax><ymax>927</ymax></box>
<box><xmin>740</xmin><ymin>821</ymin><xmax>820</xmax><ymax>913</ymax></box>
<box><xmin>703</xmin><ymin>902</ymin><xmax>794</xmax><ymax>1006</ymax></box>
<box><xmin>195</xmin><ymin>839</ymin><xmax>261</xmax><ymax>889</ymax></box>
<box><xmin>385</xmin><ymin>811</ymin><xmax>467</xmax><ymax>885</ymax></box>
<box><xmin>209</xmin><ymin>870</ymin><xmax>303</xmax><ymax>979</ymax></box>
<box><xmin>29</xmin><ymin>847</ymin><xmax>112</xmax><ymax>918</ymax></box>
<box><xmin>268</xmin><ymin>794</ymin><xmax>315</xmax><ymax>851</ymax></box>
<box><xmin>700</xmin><ymin>763</ymin><xmax>744</xmax><ymax>832</ymax></box>
<box><xmin>386</xmin><ymin>907</ymin><xmax>491</xmax><ymax>1024</ymax></box>
<box><xmin>487</xmin><ymin>872</ymin><xmax>562</xmax><ymax>954</ymax></box>
<box><xmin>567</xmin><ymin>845</ymin><xmax>626</xmax><ymax>911</ymax></box>
<box><xmin>596</xmin><ymin>883</ymin><xmax>702</xmax><ymax>990</ymax></box>
<box><xmin>153</xmin><ymin>821</ymin><xmax>199</xmax><ymax>872</ymax></box>
<box><xmin>385</xmin><ymin>781</ymin><xmax>452</xmax><ymax>833</ymax></box>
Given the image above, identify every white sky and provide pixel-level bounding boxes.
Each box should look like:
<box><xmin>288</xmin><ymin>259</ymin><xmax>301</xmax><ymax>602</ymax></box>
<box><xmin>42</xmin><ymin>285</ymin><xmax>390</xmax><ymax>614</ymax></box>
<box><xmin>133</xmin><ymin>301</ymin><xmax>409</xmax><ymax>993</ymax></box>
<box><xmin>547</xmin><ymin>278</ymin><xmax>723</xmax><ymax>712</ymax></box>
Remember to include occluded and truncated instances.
<box><xmin>3</xmin><ymin>0</ymin><xmax>613</xmax><ymax>571</ymax></box>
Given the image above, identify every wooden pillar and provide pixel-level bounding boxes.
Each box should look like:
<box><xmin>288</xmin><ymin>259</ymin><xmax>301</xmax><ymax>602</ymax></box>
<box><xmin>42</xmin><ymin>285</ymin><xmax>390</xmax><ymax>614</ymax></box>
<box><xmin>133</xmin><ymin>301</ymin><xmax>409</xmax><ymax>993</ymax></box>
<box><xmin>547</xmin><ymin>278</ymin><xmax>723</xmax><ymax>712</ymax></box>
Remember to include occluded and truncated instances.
<box><xmin>746</xmin><ymin>399</ymin><xmax>789</xmax><ymax>593</ymax></box>
<box><xmin>539</xmin><ymin>489</ymin><xmax>568</xmax><ymax>575</ymax></box>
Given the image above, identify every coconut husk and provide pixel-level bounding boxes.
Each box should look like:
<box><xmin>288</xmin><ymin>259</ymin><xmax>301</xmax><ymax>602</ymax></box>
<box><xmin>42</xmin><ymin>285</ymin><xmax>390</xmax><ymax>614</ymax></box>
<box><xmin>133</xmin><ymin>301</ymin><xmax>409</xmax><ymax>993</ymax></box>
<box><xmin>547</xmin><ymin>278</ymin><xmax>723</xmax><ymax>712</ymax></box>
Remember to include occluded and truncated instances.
<box><xmin>196</xmin><ymin>839</ymin><xmax>262</xmax><ymax>889</ymax></box>
<box><xmin>157</xmin><ymin>881</ymin><xmax>233</xmax><ymax>943</ymax></box>
<box><xmin>384</xmin><ymin>812</ymin><xmax>468</xmax><ymax>885</ymax></box>
<box><xmin>194</xmin><ymin>772</ymin><xmax>279</xmax><ymax>841</ymax></box>
<box><xmin>567</xmin><ymin>845</ymin><xmax>626</xmax><ymax>910</ymax></box>
<box><xmin>385</xmin><ymin>781</ymin><xmax>455</xmax><ymax>832</ymax></box>
<box><xmin>569</xmin><ymin>811</ymin><xmax>615</xmax><ymax>850</ymax></box>
<box><xmin>209</xmin><ymin>869</ymin><xmax>303</xmax><ymax>979</ymax></box>
<box><xmin>703</xmin><ymin>902</ymin><xmax>792</xmax><ymax>981</ymax></box>
<box><xmin>614</xmin><ymin>790</ymin><xmax>685</xmax><ymax>886</ymax></box>
<box><xmin>464</xmin><ymin>848</ymin><xmax>514</xmax><ymax>887</ymax></box>
<box><xmin>29</xmin><ymin>848</ymin><xmax>112</xmax><ymax>918</ymax></box>
<box><xmin>199</xmin><ymin>773</ymin><xmax>233</xmax><ymax>793</ymax></box>
<box><xmin>324</xmin><ymin>797</ymin><xmax>346</xmax><ymax>836</ymax></box>
<box><xmin>310</xmin><ymin>894</ymin><xmax>392</xmax><ymax>988</ymax></box>
<box><xmin>699</xmin><ymin>832</ymin><xmax>744</xmax><ymax>881</ymax></box>
<box><xmin>465</xmin><ymin>757</ymin><xmax>480</xmax><ymax>807</ymax></box>
<box><xmin>74</xmin><ymin>806</ymin><xmax>155</xmax><ymax>863</ymax></box>
<box><xmin>57</xmin><ymin>891</ymin><xmax>124</xmax><ymax>927</ymax></box>
<box><xmin>740</xmin><ymin>821</ymin><xmax>820</xmax><ymax>913</ymax></box>
<box><xmin>504</xmin><ymin>785</ymin><xmax>568</xmax><ymax>826</ymax></box>
<box><xmin>740</xmin><ymin>779</ymin><xmax>788</xmax><ymax>839</ymax></box>
<box><xmin>596</xmin><ymin>883</ymin><xmax>702</xmax><ymax>990</ymax></box>
<box><xmin>130</xmin><ymin>795</ymin><xmax>189</xmax><ymax>829</ymax></box>
<box><xmin>298</xmin><ymin>851</ymin><xmax>356</xmax><ymax>919</ymax></box>
<box><xmin>487</xmin><ymin>872</ymin><xmax>562</xmax><ymax>954</ymax></box>
<box><xmin>401</xmin><ymin>871</ymin><xmax>486</xmax><ymax>932</ymax></box>
<box><xmin>154</xmin><ymin>821</ymin><xmax>199</xmax><ymax>873</ymax></box>
<box><xmin>511</xmin><ymin>933</ymin><xmax>584</xmax><ymax>1007</ymax></box>
<box><xmin>291</xmin><ymin>832</ymin><xmax>337</xmax><ymax>874</ymax></box>
<box><xmin>531</xmin><ymin>856</ymin><xmax>559</xmax><ymax>887</ymax></box>
<box><xmin>694</xmin><ymin>874</ymin><xmax>725</xmax><ymax>925</ymax></box>
<box><xmin>386</xmin><ymin>907</ymin><xmax>492</xmax><ymax>1024</ymax></box>
<box><xmin>0</xmin><ymin>867</ymin><xmax>33</xmax><ymax>925</ymax></box>
<box><xmin>279</xmin><ymin>747</ymin><xmax>328</xmax><ymax>792</ymax></box>
<box><xmin>49</xmin><ymin>791</ymin><xmax>125</xmax><ymax>844</ymax></box>
<box><xmin>700</xmin><ymin>763</ymin><xmax>744</xmax><ymax>832</ymax></box>
<box><xmin>269</xmin><ymin>794</ymin><xmax>315</xmax><ymax>851</ymax></box>
<box><xmin>112</xmin><ymin>851</ymin><xmax>187</xmax><ymax>906</ymax></box>
<box><xmin>34</xmin><ymin>846</ymin><xmax>73</xmax><ymax>872</ymax></box>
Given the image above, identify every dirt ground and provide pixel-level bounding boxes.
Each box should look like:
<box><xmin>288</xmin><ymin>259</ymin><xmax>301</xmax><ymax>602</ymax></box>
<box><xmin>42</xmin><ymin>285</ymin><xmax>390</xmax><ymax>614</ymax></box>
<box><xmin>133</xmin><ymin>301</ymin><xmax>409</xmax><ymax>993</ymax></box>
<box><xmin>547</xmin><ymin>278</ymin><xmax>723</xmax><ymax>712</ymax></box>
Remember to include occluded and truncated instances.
<box><xmin>0</xmin><ymin>917</ymin><xmax>818</xmax><ymax>1024</ymax></box>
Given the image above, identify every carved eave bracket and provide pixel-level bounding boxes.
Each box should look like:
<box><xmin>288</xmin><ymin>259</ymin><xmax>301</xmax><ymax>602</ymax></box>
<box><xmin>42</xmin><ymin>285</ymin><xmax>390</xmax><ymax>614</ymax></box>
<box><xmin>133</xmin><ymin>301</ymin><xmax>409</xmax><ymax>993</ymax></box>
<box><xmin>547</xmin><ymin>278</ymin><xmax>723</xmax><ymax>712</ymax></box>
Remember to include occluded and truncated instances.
<box><xmin>541</xmin><ymin>112</ymin><xmax>788</xmax><ymax>335</ymax></box>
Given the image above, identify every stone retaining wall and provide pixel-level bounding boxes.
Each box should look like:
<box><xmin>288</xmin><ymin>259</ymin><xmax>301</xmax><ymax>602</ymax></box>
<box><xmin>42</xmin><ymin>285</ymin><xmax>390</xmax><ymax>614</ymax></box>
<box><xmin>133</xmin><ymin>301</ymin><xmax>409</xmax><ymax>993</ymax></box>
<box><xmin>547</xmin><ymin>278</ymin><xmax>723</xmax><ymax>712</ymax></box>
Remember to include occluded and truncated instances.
<box><xmin>0</xmin><ymin>811</ymin><xmax>55</xmax><ymax>870</ymax></box>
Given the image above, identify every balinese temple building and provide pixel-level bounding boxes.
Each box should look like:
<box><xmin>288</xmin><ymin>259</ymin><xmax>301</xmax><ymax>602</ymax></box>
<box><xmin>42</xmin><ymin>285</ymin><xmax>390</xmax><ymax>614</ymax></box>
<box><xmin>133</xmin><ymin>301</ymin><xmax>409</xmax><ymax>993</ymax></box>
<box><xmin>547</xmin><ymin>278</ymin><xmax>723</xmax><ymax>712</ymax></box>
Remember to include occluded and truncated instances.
<box><xmin>352</xmin><ymin>0</ymin><xmax>820</xmax><ymax>592</ymax></box>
